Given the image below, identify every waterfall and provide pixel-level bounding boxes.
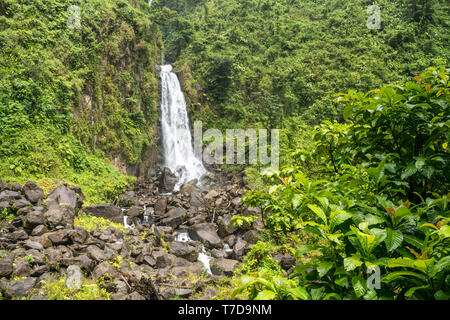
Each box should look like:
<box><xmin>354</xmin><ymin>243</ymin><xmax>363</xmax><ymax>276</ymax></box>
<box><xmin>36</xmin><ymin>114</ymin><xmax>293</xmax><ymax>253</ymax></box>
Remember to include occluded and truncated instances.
<box><xmin>159</xmin><ymin>64</ymin><xmax>207</xmax><ymax>190</ymax></box>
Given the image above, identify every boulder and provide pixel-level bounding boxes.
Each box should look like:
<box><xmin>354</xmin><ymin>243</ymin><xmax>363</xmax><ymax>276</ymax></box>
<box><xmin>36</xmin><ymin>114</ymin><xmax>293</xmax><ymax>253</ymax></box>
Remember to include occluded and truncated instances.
<box><xmin>81</xmin><ymin>204</ymin><xmax>123</xmax><ymax>224</ymax></box>
<box><xmin>24</xmin><ymin>241</ymin><xmax>44</xmax><ymax>251</ymax></box>
<box><xmin>65</xmin><ymin>265</ymin><xmax>84</xmax><ymax>290</ymax></box>
<box><xmin>161</xmin><ymin>207</ymin><xmax>186</xmax><ymax>229</ymax></box>
<box><xmin>159</xmin><ymin>167</ymin><xmax>177</xmax><ymax>193</ymax></box>
<box><xmin>47</xmin><ymin>230</ymin><xmax>71</xmax><ymax>245</ymax></box>
<box><xmin>47</xmin><ymin>185</ymin><xmax>83</xmax><ymax>211</ymax></box>
<box><xmin>242</xmin><ymin>230</ymin><xmax>259</xmax><ymax>244</ymax></box>
<box><xmin>217</xmin><ymin>213</ymin><xmax>238</xmax><ymax>237</ymax></box>
<box><xmin>189</xmin><ymin>191</ymin><xmax>204</xmax><ymax>207</ymax></box>
<box><xmin>0</xmin><ymin>258</ymin><xmax>13</xmax><ymax>277</ymax></box>
<box><xmin>154</xmin><ymin>198</ymin><xmax>167</xmax><ymax>216</ymax></box>
<box><xmin>69</xmin><ymin>227</ymin><xmax>89</xmax><ymax>244</ymax></box>
<box><xmin>233</xmin><ymin>237</ymin><xmax>248</xmax><ymax>257</ymax></box>
<box><xmin>210</xmin><ymin>258</ymin><xmax>240</xmax><ymax>276</ymax></box>
<box><xmin>87</xmin><ymin>245</ymin><xmax>107</xmax><ymax>262</ymax></box>
<box><xmin>92</xmin><ymin>261</ymin><xmax>121</xmax><ymax>280</ymax></box>
<box><xmin>204</xmin><ymin>190</ymin><xmax>220</xmax><ymax>201</ymax></box>
<box><xmin>5</xmin><ymin>277</ymin><xmax>36</xmax><ymax>298</ymax></box>
<box><xmin>44</xmin><ymin>206</ymin><xmax>74</xmax><ymax>230</ymax></box>
<box><xmin>24</xmin><ymin>210</ymin><xmax>45</xmax><ymax>229</ymax></box>
<box><xmin>0</xmin><ymin>190</ymin><xmax>21</xmax><ymax>202</ymax></box>
<box><xmin>152</xmin><ymin>250</ymin><xmax>172</xmax><ymax>268</ymax></box>
<box><xmin>169</xmin><ymin>241</ymin><xmax>198</xmax><ymax>262</ymax></box>
<box><xmin>22</xmin><ymin>181</ymin><xmax>44</xmax><ymax>204</ymax></box>
<box><xmin>188</xmin><ymin>223</ymin><xmax>222</xmax><ymax>249</ymax></box>
<box><xmin>126</xmin><ymin>206</ymin><xmax>143</xmax><ymax>218</ymax></box>
<box><xmin>120</xmin><ymin>191</ymin><xmax>139</xmax><ymax>207</ymax></box>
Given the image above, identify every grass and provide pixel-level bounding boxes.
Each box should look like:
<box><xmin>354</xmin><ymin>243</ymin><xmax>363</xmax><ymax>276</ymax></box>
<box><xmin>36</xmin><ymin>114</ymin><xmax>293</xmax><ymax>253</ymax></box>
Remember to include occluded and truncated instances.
<box><xmin>34</xmin><ymin>276</ymin><xmax>111</xmax><ymax>300</ymax></box>
<box><xmin>74</xmin><ymin>212</ymin><xmax>126</xmax><ymax>232</ymax></box>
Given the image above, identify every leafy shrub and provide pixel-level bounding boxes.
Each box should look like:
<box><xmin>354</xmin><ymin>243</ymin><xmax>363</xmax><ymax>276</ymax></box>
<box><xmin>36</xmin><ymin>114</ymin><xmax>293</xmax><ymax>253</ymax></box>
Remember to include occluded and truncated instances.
<box><xmin>235</xmin><ymin>67</ymin><xmax>450</xmax><ymax>300</ymax></box>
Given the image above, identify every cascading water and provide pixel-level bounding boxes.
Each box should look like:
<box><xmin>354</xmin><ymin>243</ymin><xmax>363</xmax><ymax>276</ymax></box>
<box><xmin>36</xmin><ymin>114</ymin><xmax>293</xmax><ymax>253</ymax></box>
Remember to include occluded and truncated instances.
<box><xmin>159</xmin><ymin>64</ymin><xmax>207</xmax><ymax>191</ymax></box>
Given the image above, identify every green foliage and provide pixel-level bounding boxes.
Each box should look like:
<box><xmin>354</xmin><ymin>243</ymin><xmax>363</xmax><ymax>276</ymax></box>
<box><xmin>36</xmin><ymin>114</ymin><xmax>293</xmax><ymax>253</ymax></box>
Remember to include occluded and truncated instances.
<box><xmin>162</xmin><ymin>0</ymin><xmax>449</xmax><ymax>131</ymax></box>
<box><xmin>1</xmin><ymin>208</ymin><xmax>14</xmax><ymax>221</ymax></box>
<box><xmin>235</xmin><ymin>67</ymin><xmax>449</xmax><ymax>300</ymax></box>
<box><xmin>0</xmin><ymin>0</ymin><xmax>162</xmax><ymax>197</ymax></box>
<box><xmin>74</xmin><ymin>212</ymin><xmax>125</xmax><ymax>232</ymax></box>
<box><xmin>37</xmin><ymin>276</ymin><xmax>111</xmax><ymax>300</ymax></box>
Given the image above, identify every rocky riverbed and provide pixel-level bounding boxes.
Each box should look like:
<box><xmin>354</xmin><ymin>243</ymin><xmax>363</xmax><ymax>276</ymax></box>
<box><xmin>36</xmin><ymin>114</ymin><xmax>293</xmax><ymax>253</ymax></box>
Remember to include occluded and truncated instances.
<box><xmin>0</xmin><ymin>167</ymin><xmax>279</xmax><ymax>300</ymax></box>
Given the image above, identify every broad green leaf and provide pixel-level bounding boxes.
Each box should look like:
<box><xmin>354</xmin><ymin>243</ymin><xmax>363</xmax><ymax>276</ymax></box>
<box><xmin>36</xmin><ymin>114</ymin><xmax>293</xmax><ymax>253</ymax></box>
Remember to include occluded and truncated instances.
<box><xmin>385</xmin><ymin>228</ymin><xmax>403</xmax><ymax>252</ymax></box>
<box><xmin>382</xmin><ymin>271</ymin><xmax>427</xmax><ymax>283</ymax></box>
<box><xmin>310</xmin><ymin>287</ymin><xmax>326</xmax><ymax>300</ymax></box>
<box><xmin>343</xmin><ymin>104</ymin><xmax>353</xmax><ymax>120</ymax></box>
<box><xmin>323</xmin><ymin>293</ymin><xmax>341</xmax><ymax>300</ymax></box>
<box><xmin>437</xmin><ymin>225</ymin><xmax>450</xmax><ymax>239</ymax></box>
<box><xmin>401</xmin><ymin>165</ymin><xmax>417</xmax><ymax>179</ymax></box>
<box><xmin>287</xmin><ymin>287</ymin><xmax>310</xmax><ymax>300</ymax></box>
<box><xmin>429</xmin><ymin>256</ymin><xmax>450</xmax><ymax>277</ymax></box>
<box><xmin>434</xmin><ymin>290</ymin><xmax>449</xmax><ymax>300</ymax></box>
<box><xmin>307</xmin><ymin>204</ymin><xmax>327</xmax><ymax>225</ymax></box>
<box><xmin>255</xmin><ymin>290</ymin><xmax>276</xmax><ymax>300</ymax></box>
<box><xmin>295</xmin><ymin>244</ymin><xmax>323</xmax><ymax>257</ymax></box>
<box><xmin>335</xmin><ymin>277</ymin><xmax>349</xmax><ymax>288</ymax></box>
<box><xmin>317</xmin><ymin>261</ymin><xmax>333</xmax><ymax>277</ymax></box>
<box><xmin>344</xmin><ymin>254</ymin><xmax>363</xmax><ymax>271</ymax></box>
<box><xmin>405</xmin><ymin>285</ymin><xmax>429</xmax><ymax>298</ymax></box>
<box><xmin>329</xmin><ymin>210</ymin><xmax>352</xmax><ymax>232</ymax></box>
<box><xmin>403</xmin><ymin>235</ymin><xmax>426</xmax><ymax>252</ymax></box>
<box><xmin>351</xmin><ymin>276</ymin><xmax>367</xmax><ymax>298</ymax></box>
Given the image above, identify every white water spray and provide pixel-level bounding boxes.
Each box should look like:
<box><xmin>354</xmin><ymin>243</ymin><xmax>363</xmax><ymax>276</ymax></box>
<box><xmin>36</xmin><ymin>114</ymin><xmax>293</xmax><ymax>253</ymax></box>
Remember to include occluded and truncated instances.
<box><xmin>159</xmin><ymin>65</ymin><xmax>207</xmax><ymax>190</ymax></box>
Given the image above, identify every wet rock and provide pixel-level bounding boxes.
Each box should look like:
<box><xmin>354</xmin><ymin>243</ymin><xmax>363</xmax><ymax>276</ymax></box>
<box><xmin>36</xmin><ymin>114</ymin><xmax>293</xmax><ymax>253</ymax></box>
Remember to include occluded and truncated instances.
<box><xmin>47</xmin><ymin>185</ymin><xmax>83</xmax><ymax>211</ymax></box>
<box><xmin>231</xmin><ymin>197</ymin><xmax>242</xmax><ymax>208</ymax></box>
<box><xmin>180</xmin><ymin>182</ymin><xmax>198</xmax><ymax>196</ymax></box>
<box><xmin>5</xmin><ymin>277</ymin><xmax>36</xmax><ymax>298</ymax></box>
<box><xmin>188</xmin><ymin>223</ymin><xmax>222</xmax><ymax>249</ymax></box>
<box><xmin>120</xmin><ymin>190</ymin><xmax>139</xmax><ymax>207</ymax></box>
<box><xmin>143</xmin><ymin>255</ymin><xmax>156</xmax><ymax>267</ymax></box>
<box><xmin>126</xmin><ymin>206</ymin><xmax>144</xmax><ymax>218</ymax></box>
<box><xmin>161</xmin><ymin>208</ymin><xmax>186</xmax><ymax>229</ymax></box>
<box><xmin>81</xmin><ymin>204</ymin><xmax>123</xmax><ymax>224</ymax></box>
<box><xmin>128</xmin><ymin>291</ymin><xmax>145</xmax><ymax>300</ymax></box>
<box><xmin>65</xmin><ymin>265</ymin><xmax>84</xmax><ymax>290</ymax></box>
<box><xmin>22</xmin><ymin>182</ymin><xmax>44</xmax><ymax>204</ymax></box>
<box><xmin>169</xmin><ymin>241</ymin><xmax>198</xmax><ymax>262</ymax></box>
<box><xmin>154</xmin><ymin>198</ymin><xmax>168</xmax><ymax>216</ymax></box>
<box><xmin>210</xmin><ymin>258</ymin><xmax>240</xmax><ymax>276</ymax></box>
<box><xmin>159</xmin><ymin>167</ymin><xmax>177</xmax><ymax>193</ymax></box>
<box><xmin>92</xmin><ymin>261</ymin><xmax>121</xmax><ymax>279</ymax></box>
<box><xmin>0</xmin><ymin>258</ymin><xmax>13</xmax><ymax>277</ymax></box>
<box><xmin>11</xmin><ymin>182</ymin><xmax>21</xmax><ymax>192</ymax></box>
<box><xmin>199</xmin><ymin>287</ymin><xmax>218</xmax><ymax>300</ymax></box>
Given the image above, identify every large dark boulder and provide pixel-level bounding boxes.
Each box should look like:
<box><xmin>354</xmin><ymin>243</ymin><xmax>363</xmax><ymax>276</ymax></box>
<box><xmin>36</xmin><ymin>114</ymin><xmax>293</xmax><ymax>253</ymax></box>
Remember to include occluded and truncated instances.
<box><xmin>188</xmin><ymin>223</ymin><xmax>222</xmax><ymax>249</ymax></box>
<box><xmin>0</xmin><ymin>258</ymin><xmax>13</xmax><ymax>277</ymax></box>
<box><xmin>0</xmin><ymin>190</ymin><xmax>21</xmax><ymax>203</ymax></box>
<box><xmin>44</xmin><ymin>206</ymin><xmax>75</xmax><ymax>230</ymax></box>
<box><xmin>159</xmin><ymin>167</ymin><xmax>177</xmax><ymax>193</ymax></box>
<box><xmin>22</xmin><ymin>181</ymin><xmax>44</xmax><ymax>204</ymax></box>
<box><xmin>161</xmin><ymin>207</ymin><xmax>186</xmax><ymax>229</ymax></box>
<box><xmin>47</xmin><ymin>185</ymin><xmax>83</xmax><ymax>211</ymax></box>
<box><xmin>80</xmin><ymin>204</ymin><xmax>123</xmax><ymax>224</ymax></box>
<box><xmin>154</xmin><ymin>197</ymin><xmax>167</xmax><ymax>216</ymax></box>
<box><xmin>210</xmin><ymin>258</ymin><xmax>240</xmax><ymax>276</ymax></box>
<box><xmin>5</xmin><ymin>277</ymin><xmax>37</xmax><ymax>298</ymax></box>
